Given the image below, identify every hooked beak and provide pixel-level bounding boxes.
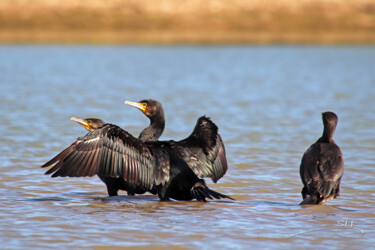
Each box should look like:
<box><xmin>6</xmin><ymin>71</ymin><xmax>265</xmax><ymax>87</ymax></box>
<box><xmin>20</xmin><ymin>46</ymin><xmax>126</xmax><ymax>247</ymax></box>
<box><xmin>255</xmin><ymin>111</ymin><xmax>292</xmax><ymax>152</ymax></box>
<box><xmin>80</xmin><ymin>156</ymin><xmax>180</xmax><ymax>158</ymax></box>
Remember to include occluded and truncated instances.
<box><xmin>70</xmin><ymin>116</ymin><xmax>91</xmax><ymax>131</ymax></box>
<box><xmin>124</xmin><ymin>100</ymin><xmax>146</xmax><ymax>112</ymax></box>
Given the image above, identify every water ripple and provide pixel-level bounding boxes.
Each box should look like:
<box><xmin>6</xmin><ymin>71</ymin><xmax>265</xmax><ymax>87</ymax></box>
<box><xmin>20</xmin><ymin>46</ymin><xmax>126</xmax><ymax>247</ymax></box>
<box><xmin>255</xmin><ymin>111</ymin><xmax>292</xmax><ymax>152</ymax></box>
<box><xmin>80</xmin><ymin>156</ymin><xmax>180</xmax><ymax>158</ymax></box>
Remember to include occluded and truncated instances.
<box><xmin>1</xmin><ymin>45</ymin><xmax>374</xmax><ymax>248</ymax></box>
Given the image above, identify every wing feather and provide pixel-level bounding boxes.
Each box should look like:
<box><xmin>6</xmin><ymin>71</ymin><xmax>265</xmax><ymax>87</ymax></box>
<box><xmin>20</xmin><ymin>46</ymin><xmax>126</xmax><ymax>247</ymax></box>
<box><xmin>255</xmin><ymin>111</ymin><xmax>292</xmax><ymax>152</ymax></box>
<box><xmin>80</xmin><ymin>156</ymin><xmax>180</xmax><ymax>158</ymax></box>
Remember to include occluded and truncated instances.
<box><xmin>300</xmin><ymin>142</ymin><xmax>344</xmax><ymax>201</ymax></box>
<box><xmin>42</xmin><ymin>124</ymin><xmax>157</xmax><ymax>189</ymax></box>
<box><xmin>42</xmin><ymin>141</ymin><xmax>80</xmax><ymax>174</ymax></box>
<box><xmin>171</xmin><ymin>116</ymin><xmax>228</xmax><ymax>182</ymax></box>
<box><xmin>69</xmin><ymin>150</ymin><xmax>90</xmax><ymax>176</ymax></box>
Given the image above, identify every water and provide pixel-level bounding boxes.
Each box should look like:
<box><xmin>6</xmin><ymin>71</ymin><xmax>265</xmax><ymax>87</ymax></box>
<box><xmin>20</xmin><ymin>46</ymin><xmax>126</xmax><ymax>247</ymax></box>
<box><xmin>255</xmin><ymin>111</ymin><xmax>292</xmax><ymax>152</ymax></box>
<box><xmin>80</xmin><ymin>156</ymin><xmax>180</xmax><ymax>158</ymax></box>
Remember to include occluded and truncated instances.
<box><xmin>1</xmin><ymin>45</ymin><xmax>374</xmax><ymax>249</ymax></box>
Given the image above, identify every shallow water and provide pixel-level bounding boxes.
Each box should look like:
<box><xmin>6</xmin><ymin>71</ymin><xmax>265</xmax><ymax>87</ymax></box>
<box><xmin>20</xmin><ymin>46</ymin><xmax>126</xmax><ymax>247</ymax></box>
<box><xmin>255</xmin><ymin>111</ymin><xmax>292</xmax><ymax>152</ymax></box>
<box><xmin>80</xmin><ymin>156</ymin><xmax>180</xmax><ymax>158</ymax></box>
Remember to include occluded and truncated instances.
<box><xmin>1</xmin><ymin>45</ymin><xmax>374</xmax><ymax>249</ymax></box>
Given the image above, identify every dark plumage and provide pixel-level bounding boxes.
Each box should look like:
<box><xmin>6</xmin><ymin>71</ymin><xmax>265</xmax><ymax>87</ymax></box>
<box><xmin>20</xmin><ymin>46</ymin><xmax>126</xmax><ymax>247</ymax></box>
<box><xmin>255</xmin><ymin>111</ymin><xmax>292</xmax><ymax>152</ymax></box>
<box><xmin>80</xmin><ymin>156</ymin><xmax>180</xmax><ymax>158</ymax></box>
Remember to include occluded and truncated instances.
<box><xmin>125</xmin><ymin>99</ymin><xmax>228</xmax><ymax>183</ymax></box>
<box><xmin>55</xmin><ymin>117</ymin><xmax>155</xmax><ymax>196</ymax></box>
<box><xmin>123</xmin><ymin>99</ymin><xmax>230</xmax><ymax>201</ymax></box>
<box><xmin>299</xmin><ymin>112</ymin><xmax>344</xmax><ymax>205</ymax></box>
<box><xmin>125</xmin><ymin>99</ymin><xmax>165</xmax><ymax>142</ymax></box>
<box><xmin>42</xmin><ymin>115</ymin><xmax>232</xmax><ymax>202</ymax></box>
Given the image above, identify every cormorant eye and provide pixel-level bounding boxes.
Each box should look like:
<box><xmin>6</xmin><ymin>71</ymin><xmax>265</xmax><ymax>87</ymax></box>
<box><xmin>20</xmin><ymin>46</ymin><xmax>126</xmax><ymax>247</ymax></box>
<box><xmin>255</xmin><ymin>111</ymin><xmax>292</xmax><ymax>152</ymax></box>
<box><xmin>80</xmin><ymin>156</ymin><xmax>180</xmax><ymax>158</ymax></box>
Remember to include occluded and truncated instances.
<box><xmin>143</xmin><ymin>103</ymin><xmax>147</xmax><ymax>107</ymax></box>
<box><xmin>88</xmin><ymin>120</ymin><xmax>92</xmax><ymax>124</ymax></box>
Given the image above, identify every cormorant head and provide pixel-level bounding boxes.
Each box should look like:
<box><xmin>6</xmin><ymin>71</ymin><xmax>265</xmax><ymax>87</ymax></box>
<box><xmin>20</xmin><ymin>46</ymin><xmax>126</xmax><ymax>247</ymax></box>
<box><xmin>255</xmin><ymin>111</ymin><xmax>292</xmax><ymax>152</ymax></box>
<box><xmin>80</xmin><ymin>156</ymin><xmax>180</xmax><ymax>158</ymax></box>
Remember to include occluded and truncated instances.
<box><xmin>124</xmin><ymin>99</ymin><xmax>164</xmax><ymax>120</ymax></box>
<box><xmin>322</xmin><ymin>111</ymin><xmax>338</xmax><ymax>129</ymax></box>
<box><xmin>70</xmin><ymin>117</ymin><xmax>105</xmax><ymax>131</ymax></box>
<box><xmin>321</xmin><ymin>111</ymin><xmax>338</xmax><ymax>141</ymax></box>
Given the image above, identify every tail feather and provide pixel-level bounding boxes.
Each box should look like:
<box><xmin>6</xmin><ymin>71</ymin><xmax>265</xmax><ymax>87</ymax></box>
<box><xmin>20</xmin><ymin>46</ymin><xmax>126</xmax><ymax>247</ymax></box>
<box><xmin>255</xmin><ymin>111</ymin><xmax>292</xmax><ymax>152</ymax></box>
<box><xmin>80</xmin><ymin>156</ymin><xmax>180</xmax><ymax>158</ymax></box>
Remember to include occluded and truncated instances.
<box><xmin>191</xmin><ymin>185</ymin><xmax>234</xmax><ymax>202</ymax></box>
<box><xmin>300</xmin><ymin>196</ymin><xmax>319</xmax><ymax>205</ymax></box>
<box><xmin>200</xmin><ymin>189</ymin><xmax>213</xmax><ymax>200</ymax></box>
<box><xmin>192</xmin><ymin>189</ymin><xmax>205</xmax><ymax>202</ymax></box>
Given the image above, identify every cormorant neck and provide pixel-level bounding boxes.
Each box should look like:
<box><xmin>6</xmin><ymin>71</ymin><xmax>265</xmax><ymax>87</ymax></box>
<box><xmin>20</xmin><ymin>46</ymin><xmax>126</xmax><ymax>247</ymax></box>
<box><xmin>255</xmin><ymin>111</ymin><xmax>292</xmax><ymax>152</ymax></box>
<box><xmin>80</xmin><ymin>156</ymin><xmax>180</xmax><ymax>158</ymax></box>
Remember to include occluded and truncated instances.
<box><xmin>139</xmin><ymin>114</ymin><xmax>165</xmax><ymax>142</ymax></box>
<box><xmin>321</xmin><ymin>124</ymin><xmax>336</xmax><ymax>143</ymax></box>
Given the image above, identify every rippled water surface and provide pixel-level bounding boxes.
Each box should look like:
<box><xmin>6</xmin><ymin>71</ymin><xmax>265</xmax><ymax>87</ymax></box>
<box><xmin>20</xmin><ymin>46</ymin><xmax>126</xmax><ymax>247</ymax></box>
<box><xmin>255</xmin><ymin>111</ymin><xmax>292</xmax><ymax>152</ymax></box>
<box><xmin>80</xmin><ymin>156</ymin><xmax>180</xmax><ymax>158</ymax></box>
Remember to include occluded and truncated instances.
<box><xmin>1</xmin><ymin>45</ymin><xmax>374</xmax><ymax>249</ymax></box>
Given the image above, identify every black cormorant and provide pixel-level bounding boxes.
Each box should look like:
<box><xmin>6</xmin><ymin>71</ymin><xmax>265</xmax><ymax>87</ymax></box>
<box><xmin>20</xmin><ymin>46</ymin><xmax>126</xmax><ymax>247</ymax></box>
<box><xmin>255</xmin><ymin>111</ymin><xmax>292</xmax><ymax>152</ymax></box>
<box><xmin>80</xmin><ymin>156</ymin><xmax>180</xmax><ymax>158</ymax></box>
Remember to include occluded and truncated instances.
<box><xmin>124</xmin><ymin>99</ymin><xmax>228</xmax><ymax>183</ymax></box>
<box><xmin>299</xmin><ymin>112</ymin><xmax>344</xmax><ymax>205</ymax></box>
<box><xmin>67</xmin><ymin>117</ymin><xmax>156</xmax><ymax>196</ymax></box>
<box><xmin>42</xmin><ymin>115</ymin><xmax>232</xmax><ymax>202</ymax></box>
<box><xmin>124</xmin><ymin>99</ymin><xmax>165</xmax><ymax>142</ymax></box>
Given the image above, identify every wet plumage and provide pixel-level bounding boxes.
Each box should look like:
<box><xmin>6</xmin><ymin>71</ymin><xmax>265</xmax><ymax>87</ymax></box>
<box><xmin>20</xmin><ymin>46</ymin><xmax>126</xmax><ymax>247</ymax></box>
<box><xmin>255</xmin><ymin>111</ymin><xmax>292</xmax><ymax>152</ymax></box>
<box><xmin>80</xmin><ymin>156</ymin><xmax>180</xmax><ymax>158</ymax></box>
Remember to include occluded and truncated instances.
<box><xmin>42</xmin><ymin>111</ymin><xmax>231</xmax><ymax>201</ymax></box>
<box><xmin>125</xmin><ymin>99</ymin><xmax>165</xmax><ymax>142</ymax></box>
<box><xmin>299</xmin><ymin>112</ymin><xmax>344</xmax><ymax>205</ymax></box>
<box><xmin>125</xmin><ymin>99</ymin><xmax>228</xmax><ymax>183</ymax></box>
<box><xmin>47</xmin><ymin>117</ymin><xmax>155</xmax><ymax>196</ymax></box>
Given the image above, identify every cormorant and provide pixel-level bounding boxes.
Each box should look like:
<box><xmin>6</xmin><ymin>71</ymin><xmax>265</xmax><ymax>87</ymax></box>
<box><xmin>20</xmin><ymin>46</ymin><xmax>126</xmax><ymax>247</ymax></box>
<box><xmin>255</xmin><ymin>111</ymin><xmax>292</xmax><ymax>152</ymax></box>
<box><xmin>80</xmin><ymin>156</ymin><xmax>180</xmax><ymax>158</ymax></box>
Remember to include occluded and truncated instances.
<box><xmin>299</xmin><ymin>112</ymin><xmax>344</xmax><ymax>205</ymax></box>
<box><xmin>68</xmin><ymin>117</ymin><xmax>156</xmax><ymax>196</ymax></box>
<box><xmin>42</xmin><ymin>116</ymin><xmax>232</xmax><ymax>202</ymax></box>
<box><xmin>124</xmin><ymin>99</ymin><xmax>165</xmax><ymax>142</ymax></box>
<box><xmin>124</xmin><ymin>99</ymin><xmax>228</xmax><ymax>183</ymax></box>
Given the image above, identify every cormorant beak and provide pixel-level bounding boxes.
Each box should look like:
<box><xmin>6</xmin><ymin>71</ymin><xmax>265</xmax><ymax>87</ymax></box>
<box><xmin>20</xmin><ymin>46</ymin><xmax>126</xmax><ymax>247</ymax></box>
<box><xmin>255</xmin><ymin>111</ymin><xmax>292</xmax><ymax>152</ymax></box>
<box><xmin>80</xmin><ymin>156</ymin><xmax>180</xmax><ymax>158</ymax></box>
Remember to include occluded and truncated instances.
<box><xmin>124</xmin><ymin>100</ymin><xmax>147</xmax><ymax>112</ymax></box>
<box><xmin>70</xmin><ymin>117</ymin><xmax>91</xmax><ymax>131</ymax></box>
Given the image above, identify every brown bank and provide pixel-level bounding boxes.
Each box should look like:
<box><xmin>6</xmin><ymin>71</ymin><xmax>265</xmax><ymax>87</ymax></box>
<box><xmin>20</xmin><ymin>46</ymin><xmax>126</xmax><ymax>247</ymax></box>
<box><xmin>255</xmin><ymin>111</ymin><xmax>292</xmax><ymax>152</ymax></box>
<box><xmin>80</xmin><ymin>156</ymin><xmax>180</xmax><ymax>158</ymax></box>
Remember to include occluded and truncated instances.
<box><xmin>1</xmin><ymin>0</ymin><xmax>375</xmax><ymax>44</ymax></box>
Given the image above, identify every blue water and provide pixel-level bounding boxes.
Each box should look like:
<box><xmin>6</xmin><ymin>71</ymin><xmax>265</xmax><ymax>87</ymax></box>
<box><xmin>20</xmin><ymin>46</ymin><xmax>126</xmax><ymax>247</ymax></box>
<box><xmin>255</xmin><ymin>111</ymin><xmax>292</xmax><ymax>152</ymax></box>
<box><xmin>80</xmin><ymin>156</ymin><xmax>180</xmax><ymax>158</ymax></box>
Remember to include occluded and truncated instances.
<box><xmin>1</xmin><ymin>45</ymin><xmax>374</xmax><ymax>249</ymax></box>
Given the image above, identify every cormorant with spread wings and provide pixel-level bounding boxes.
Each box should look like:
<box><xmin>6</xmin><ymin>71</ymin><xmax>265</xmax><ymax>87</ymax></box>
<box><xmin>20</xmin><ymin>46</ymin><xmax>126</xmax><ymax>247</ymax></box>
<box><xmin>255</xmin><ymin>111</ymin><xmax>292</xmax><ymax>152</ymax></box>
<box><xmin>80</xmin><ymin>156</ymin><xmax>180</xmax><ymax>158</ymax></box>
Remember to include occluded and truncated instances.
<box><xmin>41</xmin><ymin>103</ymin><xmax>231</xmax><ymax>201</ymax></box>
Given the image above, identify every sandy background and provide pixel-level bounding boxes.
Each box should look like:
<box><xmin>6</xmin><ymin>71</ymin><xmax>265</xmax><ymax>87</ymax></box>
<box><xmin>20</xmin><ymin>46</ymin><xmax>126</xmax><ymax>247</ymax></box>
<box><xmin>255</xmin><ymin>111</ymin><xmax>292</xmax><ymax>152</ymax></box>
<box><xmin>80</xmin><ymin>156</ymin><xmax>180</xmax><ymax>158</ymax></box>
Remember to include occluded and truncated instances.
<box><xmin>1</xmin><ymin>0</ymin><xmax>374</xmax><ymax>44</ymax></box>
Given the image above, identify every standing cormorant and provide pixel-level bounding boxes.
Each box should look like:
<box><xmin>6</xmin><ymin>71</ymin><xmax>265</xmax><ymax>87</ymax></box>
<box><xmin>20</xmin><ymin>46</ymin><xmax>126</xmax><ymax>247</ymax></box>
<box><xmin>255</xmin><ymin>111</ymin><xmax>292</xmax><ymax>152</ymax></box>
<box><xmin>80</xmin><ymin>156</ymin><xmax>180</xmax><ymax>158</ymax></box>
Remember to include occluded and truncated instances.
<box><xmin>67</xmin><ymin>100</ymin><xmax>165</xmax><ymax>196</ymax></box>
<box><xmin>67</xmin><ymin>117</ymin><xmax>156</xmax><ymax>196</ymax></box>
<box><xmin>124</xmin><ymin>99</ymin><xmax>228</xmax><ymax>183</ymax></box>
<box><xmin>124</xmin><ymin>99</ymin><xmax>165</xmax><ymax>142</ymax></box>
<box><xmin>299</xmin><ymin>112</ymin><xmax>344</xmax><ymax>205</ymax></box>
<box><xmin>41</xmin><ymin>115</ymin><xmax>232</xmax><ymax>202</ymax></box>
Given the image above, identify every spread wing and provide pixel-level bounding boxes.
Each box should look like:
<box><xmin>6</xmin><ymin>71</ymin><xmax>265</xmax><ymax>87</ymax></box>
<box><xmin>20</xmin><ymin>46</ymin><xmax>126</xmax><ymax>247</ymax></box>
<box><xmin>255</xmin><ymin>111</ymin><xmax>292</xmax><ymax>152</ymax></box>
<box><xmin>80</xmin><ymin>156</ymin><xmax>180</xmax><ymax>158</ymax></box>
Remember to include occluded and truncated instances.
<box><xmin>168</xmin><ymin>116</ymin><xmax>228</xmax><ymax>183</ymax></box>
<box><xmin>300</xmin><ymin>142</ymin><xmax>344</xmax><ymax>197</ymax></box>
<box><xmin>41</xmin><ymin>124</ymin><xmax>170</xmax><ymax>189</ymax></box>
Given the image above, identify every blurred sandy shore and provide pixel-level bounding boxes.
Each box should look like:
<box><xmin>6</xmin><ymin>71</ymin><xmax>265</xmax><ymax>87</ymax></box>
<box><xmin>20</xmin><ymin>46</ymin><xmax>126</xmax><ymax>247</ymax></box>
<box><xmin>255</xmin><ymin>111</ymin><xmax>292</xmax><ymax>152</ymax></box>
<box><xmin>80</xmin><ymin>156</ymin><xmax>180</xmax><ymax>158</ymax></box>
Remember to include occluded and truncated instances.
<box><xmin>1</xmin><ymin>0</ymin><xmax>374</xmax><ymax>44</ymax></box>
